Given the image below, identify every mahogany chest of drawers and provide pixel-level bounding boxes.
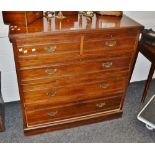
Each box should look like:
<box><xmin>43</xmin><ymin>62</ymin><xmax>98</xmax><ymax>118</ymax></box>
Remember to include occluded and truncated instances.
<box><xmin>8</xmin><ymin>13</ymin><xmax>143</xmax><ymax>135</ymax></box>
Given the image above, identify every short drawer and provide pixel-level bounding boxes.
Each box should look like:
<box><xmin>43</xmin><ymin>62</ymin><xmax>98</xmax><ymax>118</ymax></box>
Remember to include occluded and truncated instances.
<box><xmin>25</xmin><ymin>95</ymin><xmax>122</xmax><ymax>127</ymax></box>
<box><xmin>17</xmin><ymin>41</ymin><xmax>80</xmax><ymax>56</ymax></box>
<box><xmin>83</xmin><ymin>37</ymin><xmax>136</xmax><ymax>54</ymax></box>
<box><xmin>19</xmin><ymin>56</ymin><xmax>131</xmax><ymax>81</ymax></box>
<box><xmin>23</xmin><ymin>77</ymin><xmax>126</xmax><ymax>109</ymax></box>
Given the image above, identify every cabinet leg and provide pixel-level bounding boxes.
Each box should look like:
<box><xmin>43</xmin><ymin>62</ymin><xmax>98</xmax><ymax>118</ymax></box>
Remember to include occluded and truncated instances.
<box><xmin>141</xmin><ymin>63</ymin><xmax>155</xmax><ymax>103</ymax></box>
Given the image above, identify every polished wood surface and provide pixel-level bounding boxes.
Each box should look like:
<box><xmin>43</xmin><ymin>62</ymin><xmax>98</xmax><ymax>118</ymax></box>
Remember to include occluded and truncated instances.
<box><xmin>26</xmin><ymin>95</ymin><xmax>122</xmax><ymax>127</ymax></box>
<box><xmin>9</xmin><ymin>14</ymin><xmax>142</xmax><ymax>35</ymax></box>
<box><xmin>3</xmin><ymin>11</ymin><xmax>43</xmax><ymax>25</ymax></box>
<box><xmin>8</xmin><ymin>12</ymin><xmax>143</xmax><ymax>135</ymax></box>
<box><xmin>19</xmin><ymin>57</ymin><xmax>131</xmax><ymax>80</ymax></box>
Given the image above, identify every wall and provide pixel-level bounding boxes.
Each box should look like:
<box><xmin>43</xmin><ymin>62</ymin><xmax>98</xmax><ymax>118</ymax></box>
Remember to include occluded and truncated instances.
<box><xmin>0</xmin><ymin>12</ymin><xmax>20</xmax><ymax>102</ymax></box>
<box><xmin>0</xmin><ymin>11</ymin><xmax>155</xmax><ymax>102</ymax></box>
<box><xmin>124</xmin><ymin>11</ymin><xmax>155</xmax><ymax>82</ymax></box>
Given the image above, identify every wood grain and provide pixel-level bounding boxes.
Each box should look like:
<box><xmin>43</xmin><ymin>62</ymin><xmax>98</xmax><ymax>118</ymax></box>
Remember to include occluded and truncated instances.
<box><xmin>19</xmin><ymin>56</ymin><xmax>131</xmax><ymax>81</ymax></box>
<box><xmin>8</xmin><ymin>12</ymin><xmax>143</xmax><ymax>135</ymax></box>
<box><xmin>26</xmin><ymin>95</ymin><xmax>122</xmax><ymax>126</ymax></box>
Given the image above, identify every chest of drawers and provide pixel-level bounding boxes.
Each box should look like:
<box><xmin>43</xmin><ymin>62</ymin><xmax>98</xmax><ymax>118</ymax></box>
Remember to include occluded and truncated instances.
<box><xmin>9</xmin><ymin>13</ymin><xmax>143</xmax><ymax>135</ymax></box>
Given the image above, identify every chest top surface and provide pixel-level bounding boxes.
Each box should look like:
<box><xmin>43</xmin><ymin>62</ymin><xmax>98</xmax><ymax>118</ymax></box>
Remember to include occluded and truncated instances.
<box><xmin>8</xmin><ymin>13</ymin><xmax>143</xmax><ymax>38</ymax></box>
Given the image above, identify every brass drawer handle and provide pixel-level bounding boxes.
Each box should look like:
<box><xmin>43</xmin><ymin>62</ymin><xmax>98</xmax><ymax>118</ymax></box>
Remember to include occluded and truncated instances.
<box><xmin>100</xmin><ymin>83</ymin><xmax>109</xmax><ymax>89</ymax></box>
<box><xmin>48</xmin><ymin>111</ymin><xmax>58</xmax><ymax>116</ymax></box>
<box><xmin>96</xmin><ymin>102</ymin><xmax>106</xmax><ymax>108</ymax></box>
<box><xmin>46</xmin><ymin>91</ymin><xmax>57</xmax><ymax>96</ymax></box>
<box><xmin>105</xmin><ymin>40</ymin><xmax>117</xmax><ymax>47</ymax></box>
<box><xmin>44</xmin><ymin>46</ymin><xmax>56</xmax><ymax>53</ymax></box>
<box><xmin>45</xmin><ymin>69</ymin><xmax>57</xmax><ymax>75</ymax></box>
<box><xmin>102</xmin><ymin>62</ymin><xmax>113</xmax><ymax>68</ymax></box>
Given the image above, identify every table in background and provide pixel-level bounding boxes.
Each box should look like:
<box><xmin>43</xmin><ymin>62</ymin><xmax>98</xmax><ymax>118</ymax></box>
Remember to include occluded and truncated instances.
<box><xmin>139</xmin><ymin>43</ymin><xmax>155</xmax><ymax>102</ymax></box>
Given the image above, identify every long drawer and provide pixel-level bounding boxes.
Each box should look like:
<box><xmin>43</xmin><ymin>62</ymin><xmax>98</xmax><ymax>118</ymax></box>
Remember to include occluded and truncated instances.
<box><xmin>23</xmin><ymin>77</ymin><xmax>126</xmax><ymax>109</ymax></box>
<box><xmin>18</xmin><ymin>50</ymin><xmax>132</xmax><ymax>68</ymax></box>
<box><xmin>19</xmin><ymin>56</ymin><xmax>131</xmax><ymax>81</ymax></box>
<box><xmin>25</xmin><ymin>95</ymin><xmax>122</xmax><ymax>127</ymax></box>
<box><xmin>21</xmin><ymin>70</ymin><xmax>128</xmax><ymax>91</ymax></box>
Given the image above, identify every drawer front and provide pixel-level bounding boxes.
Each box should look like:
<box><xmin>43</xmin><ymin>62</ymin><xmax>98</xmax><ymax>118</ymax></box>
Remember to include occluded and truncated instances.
<box><xmin>18</xmin><ymin>50</ymin><xmax>133</xmax><ymax>69</ymax></box>
<box><xmin>25</xmin><ymin>95</ymin><xmax>122</xmax><ymax>126</ymax></box>
<box><xmin>18</xmin><ymin>49</ymin><xmax>132</xmax><ymax>68</ymax></box>
<box><xmin>20</xmin><ymin>57</ymin><xmax>131</xmax><ymax>81</ymax></box>
<box><xmin>23</xmin><ymin>77</ymin><xmax>126</xmax><ymax>109</ymax></box>
<box><xmin>83</xmin><ymin>38</ymin><xmax>136</xmax><ymax>53</ymax></box>
<box><xmin>21</xmin><ymin>70</ymin><xmax>128</xmax><ymax>91</ymax></box>
<box><xmin>17</xmin><ymin>42</ymin><xmax>80</xmax><ymax>56</ymax></box>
